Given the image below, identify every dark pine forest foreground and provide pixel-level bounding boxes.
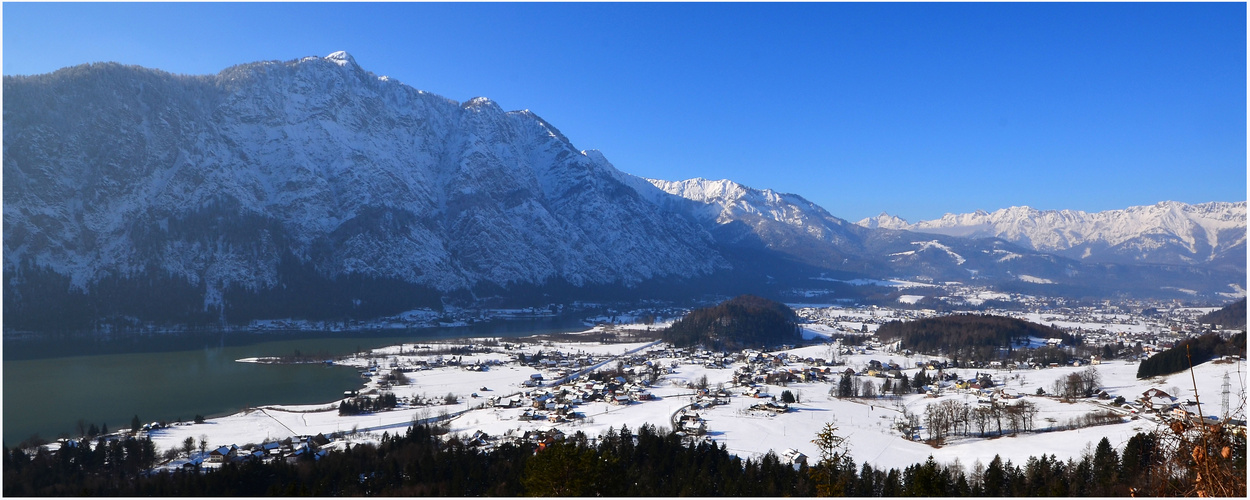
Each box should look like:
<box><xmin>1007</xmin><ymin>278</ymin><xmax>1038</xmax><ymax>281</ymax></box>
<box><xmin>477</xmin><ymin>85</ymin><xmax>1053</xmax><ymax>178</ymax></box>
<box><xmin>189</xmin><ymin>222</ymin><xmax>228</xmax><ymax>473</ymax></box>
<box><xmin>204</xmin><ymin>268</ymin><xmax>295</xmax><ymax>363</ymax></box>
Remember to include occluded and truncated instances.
<box><xmin>4</xmin><ymin>420</ymin><xmax>1244</xmax><ymax>496</ymax></box>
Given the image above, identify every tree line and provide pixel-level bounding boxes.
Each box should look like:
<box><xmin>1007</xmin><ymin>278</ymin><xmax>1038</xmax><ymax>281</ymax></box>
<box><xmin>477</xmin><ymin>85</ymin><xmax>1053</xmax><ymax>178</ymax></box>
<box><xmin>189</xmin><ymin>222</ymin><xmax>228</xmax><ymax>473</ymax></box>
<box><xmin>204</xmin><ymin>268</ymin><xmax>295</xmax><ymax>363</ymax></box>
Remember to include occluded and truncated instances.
<box><xmin>919</xmin><ymin>399</ymin><xmax>1040</xmax><ymax>444</ymax></box>
<box><xmin>1136</xmin><ymin>332</ymin><xmax>1246</xmax><ymax>379</ymax></box>
<box><xmin>337</xmin><ymin>392</ymin><xmax>399</xmax><ymax>416</ymax></box>
<box><xmin>4</xmin><ymin>421</ymin><xmax>1242</xmax><ymax>496</ymax></box>
<box><xmin>876</xmin><ymin>314</ymin><xmax>1077</xmax><ymax>362</ymax></box>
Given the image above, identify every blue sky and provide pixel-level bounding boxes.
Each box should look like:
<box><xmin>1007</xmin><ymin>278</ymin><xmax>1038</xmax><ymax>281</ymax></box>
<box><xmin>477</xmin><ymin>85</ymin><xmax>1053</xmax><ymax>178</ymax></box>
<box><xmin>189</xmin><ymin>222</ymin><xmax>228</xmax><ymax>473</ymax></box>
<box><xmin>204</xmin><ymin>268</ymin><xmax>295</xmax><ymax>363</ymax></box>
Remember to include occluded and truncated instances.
<box><xmin>4</xmin><ymin>2</ymin><xmax>1245</xmax><ymax>221</ymax></box>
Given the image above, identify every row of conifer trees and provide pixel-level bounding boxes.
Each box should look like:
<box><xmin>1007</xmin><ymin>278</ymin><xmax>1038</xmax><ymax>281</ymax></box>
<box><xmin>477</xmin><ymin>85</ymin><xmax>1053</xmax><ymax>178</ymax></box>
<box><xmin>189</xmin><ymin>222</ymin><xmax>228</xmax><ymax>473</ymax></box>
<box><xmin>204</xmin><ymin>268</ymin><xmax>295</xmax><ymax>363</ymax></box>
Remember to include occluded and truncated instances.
<box><xmin>5</xmin><ymin>421</ymin><xmax>1243</xmax><ymax>496</ymax></box>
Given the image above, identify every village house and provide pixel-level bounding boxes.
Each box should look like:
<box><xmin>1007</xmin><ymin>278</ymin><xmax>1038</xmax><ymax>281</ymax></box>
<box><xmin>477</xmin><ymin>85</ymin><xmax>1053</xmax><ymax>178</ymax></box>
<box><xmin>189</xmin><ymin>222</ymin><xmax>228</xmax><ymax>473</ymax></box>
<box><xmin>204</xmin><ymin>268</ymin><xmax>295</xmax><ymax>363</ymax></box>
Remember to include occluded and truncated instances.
<box><xmin>1140</xmin><ymin>388</ymin><xmax>1178</xmax><ymax>413</ymax></box>
<box><xmin>781</xmin><ymin>448</ymin><xmax>808</xmax><ymax>466</ymax></box>
<box><xmin>207</xmin><ymin>445</ymin><xmax>238</xmax><ymax>463</ymax></box>
<box><xmin>749</xmin><ymin>401</ymin><xmax>790</xmax><ymax>414</ymax></box>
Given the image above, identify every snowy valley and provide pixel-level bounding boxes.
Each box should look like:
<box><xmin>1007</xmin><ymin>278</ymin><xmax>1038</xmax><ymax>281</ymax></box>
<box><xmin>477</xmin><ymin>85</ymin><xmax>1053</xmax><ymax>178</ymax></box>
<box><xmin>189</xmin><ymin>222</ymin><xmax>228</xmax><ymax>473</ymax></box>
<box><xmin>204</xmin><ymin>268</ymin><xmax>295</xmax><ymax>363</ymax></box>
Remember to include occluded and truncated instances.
<box><xmin>33</xmin><ymin>297</ymin><xmax>1239</xmax><ymax>494</ymax></box>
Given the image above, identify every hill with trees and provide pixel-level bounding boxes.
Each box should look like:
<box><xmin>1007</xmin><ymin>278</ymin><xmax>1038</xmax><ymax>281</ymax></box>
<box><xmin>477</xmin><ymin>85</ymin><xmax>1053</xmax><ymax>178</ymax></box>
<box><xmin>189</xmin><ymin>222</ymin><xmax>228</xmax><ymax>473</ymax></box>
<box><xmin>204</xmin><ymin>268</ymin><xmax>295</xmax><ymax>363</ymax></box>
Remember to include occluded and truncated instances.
<box><xmin>663</xmin><ymin>295</ymin><xmax>801</xmax><ymax>350</ymax></box>
<box><xmin>1197</xmin><ymin>298</ymin><xmax>1247</xmax><ymax>329</ymax></box>
<box><xmin>1136</xmin><ymin>332</ymin><xmax>1246</xmax><ymax>379</ymax></box>
<box><xmin>875</xmin><ymin>315</ymin><xmax>1075</xmax><ymax>362</ymax></box>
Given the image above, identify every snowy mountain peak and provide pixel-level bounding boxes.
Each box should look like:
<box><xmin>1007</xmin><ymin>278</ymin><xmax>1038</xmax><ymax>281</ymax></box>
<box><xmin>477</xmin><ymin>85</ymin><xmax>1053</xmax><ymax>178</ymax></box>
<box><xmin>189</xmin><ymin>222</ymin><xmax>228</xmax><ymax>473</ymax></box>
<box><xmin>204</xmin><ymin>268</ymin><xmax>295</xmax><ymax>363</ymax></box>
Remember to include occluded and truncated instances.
<box><xmin>647</xmin><ymin>178</ymin><xmax>751</xmax><ymax>206</ymax></box>
<box><xmin>581</xmin><ymin>149</ymin><xmax>611</xmax><ymax>166</ymax></box>
<box><xmin>856</xmin><ymin>212</ymin><xmax>911</xmax><ymax>230</ymax></box>
<box><xmin>857</xmin><ymin>201</ymin><xmax>1246</xmax><ymax>270</ymax></box>
<box><xmin>634</xmin><ymin>176</ymin><xmax>864</xmax><ymax>259</ymax></box>
<box><xmin>463</xmin><ymin>96</ymin><xmax>500</xmax><ymax>110</ymax></box>
<box><xmin>324</xmin><ymin>50</ymin><xmax>357</xmax><ymax>68</ymax></box>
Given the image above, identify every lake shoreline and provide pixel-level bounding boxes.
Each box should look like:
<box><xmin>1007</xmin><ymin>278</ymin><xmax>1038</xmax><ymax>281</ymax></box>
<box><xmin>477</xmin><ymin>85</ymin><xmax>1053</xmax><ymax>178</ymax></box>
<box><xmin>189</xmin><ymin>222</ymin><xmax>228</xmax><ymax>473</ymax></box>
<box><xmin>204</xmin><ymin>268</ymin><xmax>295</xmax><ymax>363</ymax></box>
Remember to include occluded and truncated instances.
<box><xmin>1</xmin><ymin>313</ymin><xmax>603</xmax><ymax>362</ymax></box>
<box><xmin>1</xmin><ymin>316</ymin><xmax>607</xmax><ymax>446</ymax></box>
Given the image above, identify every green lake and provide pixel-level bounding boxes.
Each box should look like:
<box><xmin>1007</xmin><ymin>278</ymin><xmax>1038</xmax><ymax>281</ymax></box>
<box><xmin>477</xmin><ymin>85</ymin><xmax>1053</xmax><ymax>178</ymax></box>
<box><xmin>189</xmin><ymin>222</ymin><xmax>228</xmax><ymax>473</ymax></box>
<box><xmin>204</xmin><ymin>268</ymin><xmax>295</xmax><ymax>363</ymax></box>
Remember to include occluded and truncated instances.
<box><xmin>2</xmin><ymin>318</ymin><xmax>585</xmax><ymax>446</ymax></box>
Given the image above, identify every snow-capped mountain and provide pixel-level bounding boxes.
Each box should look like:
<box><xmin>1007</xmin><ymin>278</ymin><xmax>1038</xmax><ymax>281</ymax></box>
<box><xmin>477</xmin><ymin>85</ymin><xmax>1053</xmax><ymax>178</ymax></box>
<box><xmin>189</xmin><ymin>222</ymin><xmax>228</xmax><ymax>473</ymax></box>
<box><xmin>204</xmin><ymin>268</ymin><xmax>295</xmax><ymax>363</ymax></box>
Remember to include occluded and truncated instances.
<box><xmin>3</xmin><ymin>52</ymin><xmax>726</xmax><ymax>328</ymax></box>
<box><xmin>624</xmin><ymin>177</ymin><xmax>1074</xmax><ymax>283</ymax></box>
<box><xmin>857</xmin><ymin>202</ymin><xmax>1247</xmax><ymax>271</ymax></box>
<box><xmin>3</xmin><ymin>52</ymin><xmax>1242</xmax><ymax>332</ymax></box>
<box><xmin>631</xmin><ymin>177</ymin><xmax>1243</xmax><ymax>297</ymax></box>
<box><xmin>639</xmin><ymin>178</ymin><xmax>867</xmax><ymax>268</ymax></box>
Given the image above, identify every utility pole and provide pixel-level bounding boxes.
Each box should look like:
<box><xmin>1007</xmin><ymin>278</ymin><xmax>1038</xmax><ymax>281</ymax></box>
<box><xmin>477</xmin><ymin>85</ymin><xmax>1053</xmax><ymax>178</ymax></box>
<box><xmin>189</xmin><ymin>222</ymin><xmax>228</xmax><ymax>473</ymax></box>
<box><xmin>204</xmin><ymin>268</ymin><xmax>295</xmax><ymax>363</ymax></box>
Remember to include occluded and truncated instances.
<box><xmin>1221</xmin><ymin>371</ymin><xmax>1231</xmax><ymax>418</ymax></box>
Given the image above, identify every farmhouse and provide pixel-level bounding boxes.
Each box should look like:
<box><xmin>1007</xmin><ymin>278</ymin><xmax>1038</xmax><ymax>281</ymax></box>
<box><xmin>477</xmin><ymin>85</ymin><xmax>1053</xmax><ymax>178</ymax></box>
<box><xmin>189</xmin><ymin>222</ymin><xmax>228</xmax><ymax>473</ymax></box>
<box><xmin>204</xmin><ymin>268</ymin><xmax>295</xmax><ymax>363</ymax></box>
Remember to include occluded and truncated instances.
<box><xmin>781</xmin><ymin>448</ymin><xmax>808</xmax><ymax>466</ymax></box>
<box><xmin>1140</xmin><ymin>388</ymin><xmax>1178</xmax><ymax>413</ymax></box>
<box><xmin>208</xmin><ymin>445</ymin><xmax>237</xmax><ymax>463</ymax></box>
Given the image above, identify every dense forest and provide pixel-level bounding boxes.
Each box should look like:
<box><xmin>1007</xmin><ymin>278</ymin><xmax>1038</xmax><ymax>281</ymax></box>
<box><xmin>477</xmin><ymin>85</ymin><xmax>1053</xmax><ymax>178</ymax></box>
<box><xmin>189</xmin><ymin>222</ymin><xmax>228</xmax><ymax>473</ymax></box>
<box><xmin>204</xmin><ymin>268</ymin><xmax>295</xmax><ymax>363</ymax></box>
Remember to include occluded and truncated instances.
<box><xmin>662</xmin><ymin>295</ymin><xmax>802</xmax><ymax>350</ymax></box>
<box><xmin>4</xmin><ymin>421</ymin><xmax>1243</xmax><ymax>496</ymax></box>
<box><xmin>1197</xmin><ymin>298</ymin><xmax>1247</xmax><ymax>329</ymax></box>
<box><xmin>1136</xmin><ymin>332</ymin><xmax>1246</xmax><ymax>379</ymax></box>
<box><xmin>876</xmin><ymin>314</ymin><xmax>1076</xmax><ymax>361</ymax></box>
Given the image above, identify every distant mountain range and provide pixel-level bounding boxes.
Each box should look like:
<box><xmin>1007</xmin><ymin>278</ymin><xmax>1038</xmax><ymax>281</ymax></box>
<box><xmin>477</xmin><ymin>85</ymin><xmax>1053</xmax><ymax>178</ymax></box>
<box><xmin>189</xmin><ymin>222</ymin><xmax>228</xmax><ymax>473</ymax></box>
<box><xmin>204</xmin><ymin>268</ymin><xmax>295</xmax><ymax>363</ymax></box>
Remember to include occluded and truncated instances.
<box><xmin>4</xmin><ymin>52</ymin><xmax>1244</xmax><ymax>332</ymax></box>
<box><xmin>625</xmin><ymin>176</ymin><xmax>1244</xmax><ymax>298</ymax></box>
<box><xmin>857</xmin><ymin>202</ymin><xmax>1246</xmax><ymax>272</ymax></box>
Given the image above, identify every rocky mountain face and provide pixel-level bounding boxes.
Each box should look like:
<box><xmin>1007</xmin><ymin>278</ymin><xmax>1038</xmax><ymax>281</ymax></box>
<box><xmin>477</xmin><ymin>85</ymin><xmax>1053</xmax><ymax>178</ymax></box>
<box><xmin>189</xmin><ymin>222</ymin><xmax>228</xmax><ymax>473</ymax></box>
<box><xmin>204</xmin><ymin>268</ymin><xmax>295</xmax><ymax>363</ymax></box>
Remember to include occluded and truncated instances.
<box><xmin>630</xmin><ymin>177</ymin><xmax>1244</xmax><ymax>299</ymax></box>
<box><xmin>4</xmin><ymin>52</ymin><xmax>1243</xmax><ymax>332</ymax></box>
<box><xmin>632</xmin><ymin>177</ymin><xmax>873</xmax><ymax>271</ymax></box>
<box><xmin>857</xmin><ymin>202</ymin><xmax>1247</xmax><ymax>272</ymax></box>
<box><xmin>3</xmin><ymin>52</ymin><xmax>727</xmax><ymax>330</ymax></box>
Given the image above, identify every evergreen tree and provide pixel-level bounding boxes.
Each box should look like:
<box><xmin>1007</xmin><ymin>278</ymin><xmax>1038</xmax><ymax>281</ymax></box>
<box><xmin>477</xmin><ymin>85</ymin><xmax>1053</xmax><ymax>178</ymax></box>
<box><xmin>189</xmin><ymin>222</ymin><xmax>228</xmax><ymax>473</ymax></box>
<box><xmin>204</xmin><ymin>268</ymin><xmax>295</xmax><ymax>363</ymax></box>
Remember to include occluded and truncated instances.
<box><xmin>855</xmin><ymin>462</ymin><xmax>876</xmax><ymax>497</ymax></box>
<box><xmin>809</xmin><ymin>422</ymin><xmax>847</xmax><ymax>496</ymax></box>
<box><xmin>1120</xmin><ymin>432</ymin><xmax>1156</xmax><ymax>490</ymax></box>
<box><xmin>520</xmin><ymin>441</ymin><xmax>608</xmax><ymax>496</ymax></box>
<box><xmin>982</xmin><ymin>455</ymin><xmax>1006</xmax><ymax>496</ymax></box>
<box><xmin>1068</xmin><ymin>455</ymin><xmax>1093</xmax><ymax>496</ymax></box>
<box><xmin>837</xmin><ymin>373</ymin><xmax>853</xmax><ymax>398</ymax></box>
<box><xmin>1092</xmin><ymin>437</ymin><xmax>1120</xmax><ymax>495</ymax></box>
<box><xmin>912</xmin><ymin>369</ymin><xmax>928</xmax><ymax>393</ymax></box>
<box><xmin>906</xmin><ymin>456</ymin><xmax>944</xmax><ymax>496</ymax></box>
<box><xmin>882</xmin><ymin>468</ymin><xmax>901</xmax><ymax>497</ymax></box>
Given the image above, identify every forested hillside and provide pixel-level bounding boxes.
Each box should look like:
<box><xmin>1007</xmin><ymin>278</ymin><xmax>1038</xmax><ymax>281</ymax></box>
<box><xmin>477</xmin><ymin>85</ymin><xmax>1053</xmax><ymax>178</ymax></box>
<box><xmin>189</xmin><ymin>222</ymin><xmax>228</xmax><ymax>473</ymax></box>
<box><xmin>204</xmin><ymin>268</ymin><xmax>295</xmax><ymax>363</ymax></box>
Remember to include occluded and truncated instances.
<box><xmin>875</xmin><ymin>315</ymin><xmax>1075</xmax><ymax>362</ymax></box>
<box><xmin>1197</xmin><ymin>298</ymin><xmax>1247</xmax><ymax>328</ymax></box>
<box><xmin>1136</xmin><ymin>332</ymin><xmax>1246</xmax><ymax>379</ymax></box>
<box><xmin>663</xmin><ymin>295</ymin><xmax>801</xmax><ymax>350</ymax></box>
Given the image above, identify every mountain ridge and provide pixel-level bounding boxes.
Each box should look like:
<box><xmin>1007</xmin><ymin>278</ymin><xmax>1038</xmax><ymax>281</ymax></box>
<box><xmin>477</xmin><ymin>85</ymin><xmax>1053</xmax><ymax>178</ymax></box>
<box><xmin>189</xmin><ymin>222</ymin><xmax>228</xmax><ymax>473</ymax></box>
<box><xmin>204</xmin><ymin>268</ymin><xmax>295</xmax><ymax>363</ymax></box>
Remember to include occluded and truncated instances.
<box><xmin>857</xmin><ymin>201</ymin><xmax>1246</xmax><ymax>271</ymax></box>
<box><xmin>627</xmin><ymin>176</ymin><xmax>1244</xmax><ymax>299</ymax></box>
<box><xmin>4</xmin><ymin>52</ymin><xmax>1244</xmax><ymax>332</ymax></box>
<box><xmin>3</xmin><ymin>52</ymin><xmax>730</xmax><ymax>329</ymax></box>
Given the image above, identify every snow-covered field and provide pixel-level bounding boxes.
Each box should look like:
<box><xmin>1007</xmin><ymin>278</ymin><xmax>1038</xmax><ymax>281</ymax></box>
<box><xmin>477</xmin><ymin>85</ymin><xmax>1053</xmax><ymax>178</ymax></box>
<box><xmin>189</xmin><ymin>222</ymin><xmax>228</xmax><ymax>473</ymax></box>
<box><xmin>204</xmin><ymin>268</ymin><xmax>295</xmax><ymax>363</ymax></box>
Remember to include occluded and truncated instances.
<box><xmin>144</xmin><ymin>320</ymin><xmax>1247</xmax><ymax>474</ymax></box>
<box><xmin>689</xmin><ymin>355</ymin><xmax>1244</xmax><ymax>470</ymax></box>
